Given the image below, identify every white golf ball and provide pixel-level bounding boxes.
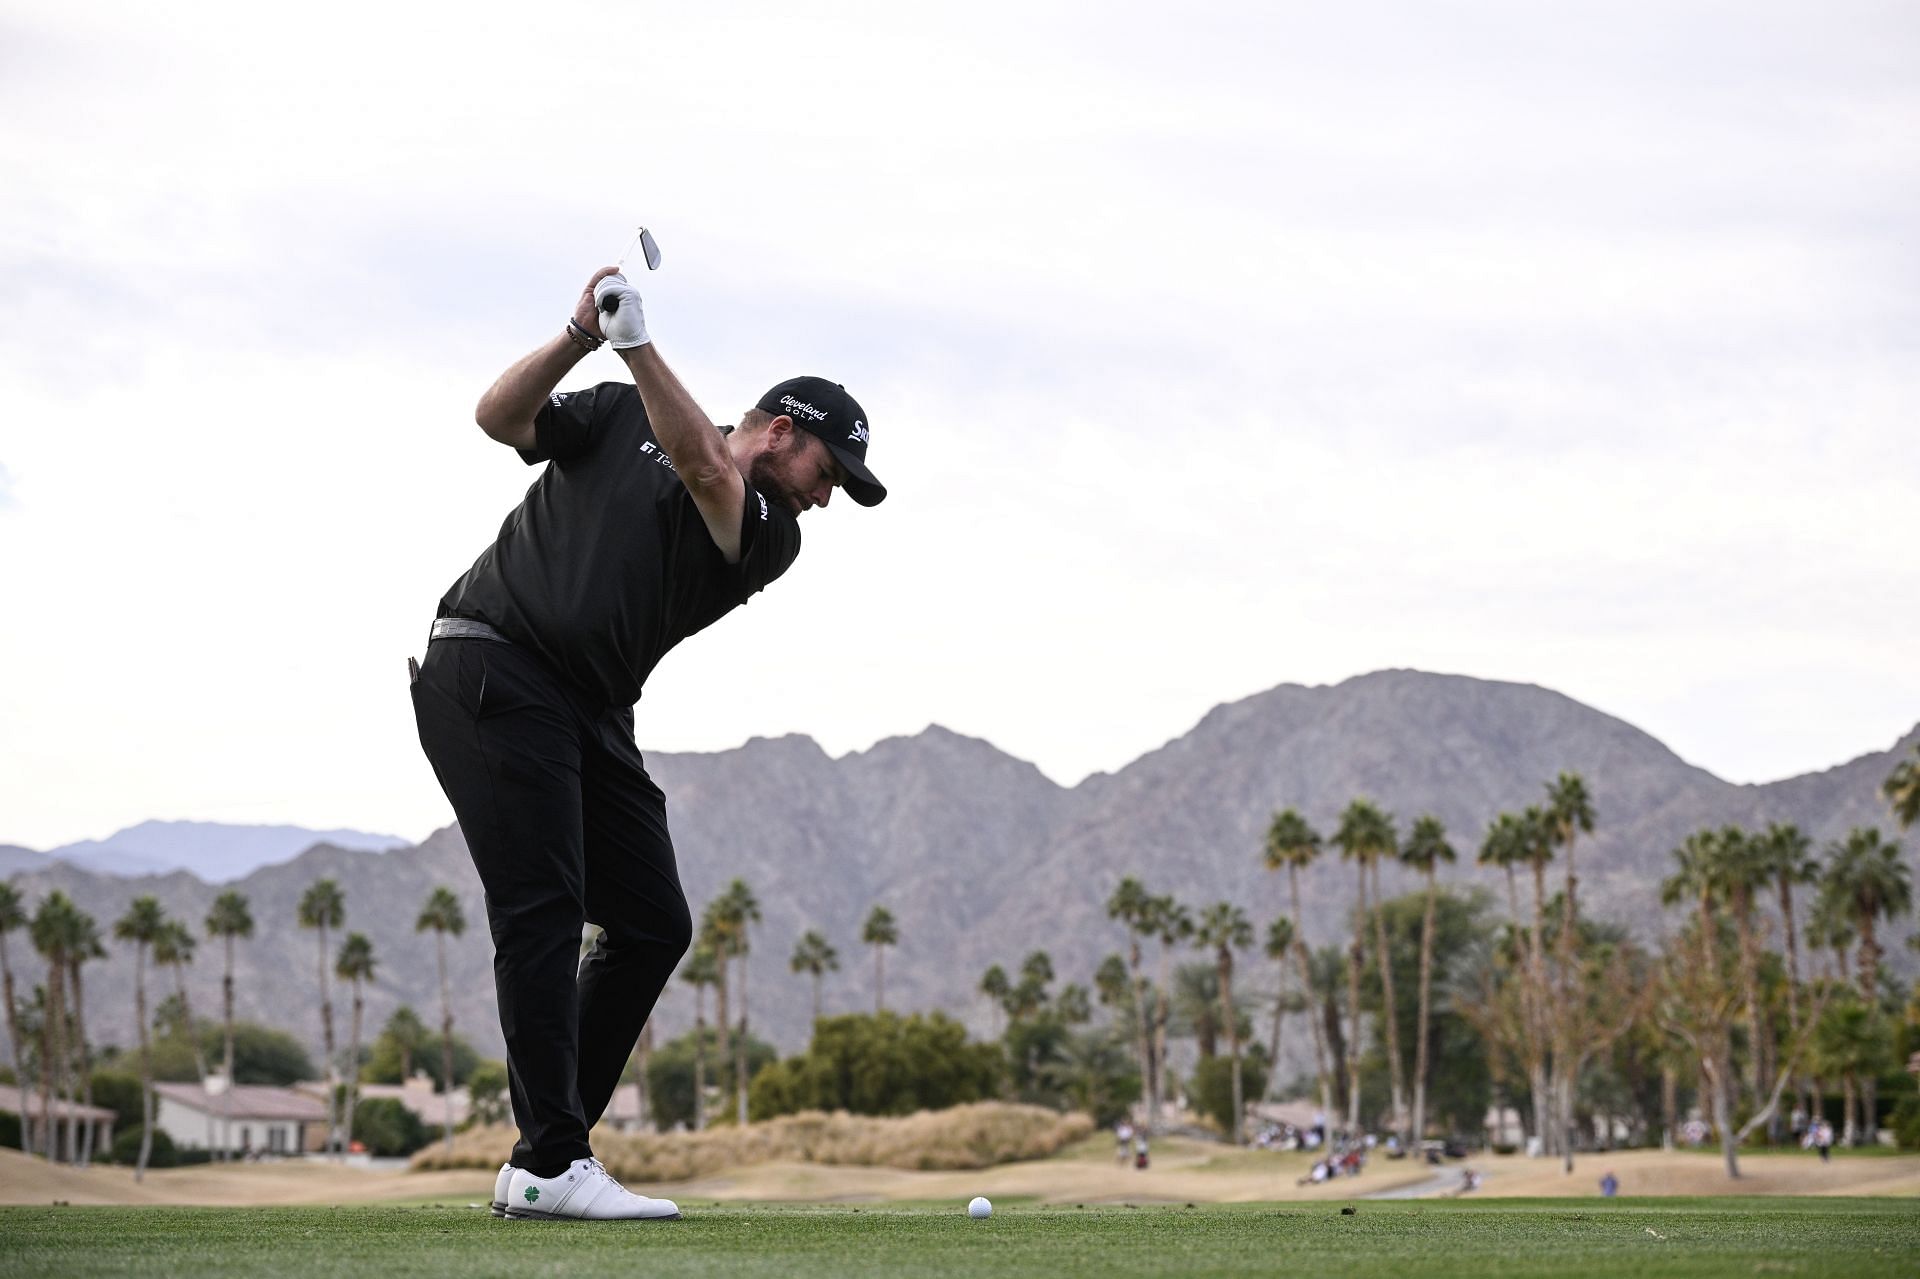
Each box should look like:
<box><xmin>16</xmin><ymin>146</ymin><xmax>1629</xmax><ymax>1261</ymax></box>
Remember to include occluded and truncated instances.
<box><xmin>968</xmin><ymin>1196</ymin><xmax>992</xmax><ymax>1219</ymax></box>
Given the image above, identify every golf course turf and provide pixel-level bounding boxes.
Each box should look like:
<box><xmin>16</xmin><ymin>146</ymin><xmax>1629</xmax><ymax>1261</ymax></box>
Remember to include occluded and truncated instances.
<box><xmin>0</xmin><ymin>1198</ymin><xmax>1915</xmax><ymax>1278</ymax></box>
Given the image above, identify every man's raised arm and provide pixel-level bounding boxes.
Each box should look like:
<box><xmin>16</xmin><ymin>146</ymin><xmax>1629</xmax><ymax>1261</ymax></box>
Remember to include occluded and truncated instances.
<box><xmin>474</xmin><ymin>268</ymin><xmax>623</xmax><ymax>450</ymax></box>
<box><xmin>595</xmin><ymin>274</ymin><xmax>748</xmax><ymax>562</ymax></box>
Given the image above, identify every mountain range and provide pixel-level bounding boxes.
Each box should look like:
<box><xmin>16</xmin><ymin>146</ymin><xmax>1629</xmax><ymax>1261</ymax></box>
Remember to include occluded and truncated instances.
<box><xmin>3</xmin><ymin>670</ymin><xmax>1914</xmax><ymax>1073</ymax></box>
<box><xmin>0</xmin><ymin>821</ymin><xmax>409</xmax><ymax>881</ymax></box>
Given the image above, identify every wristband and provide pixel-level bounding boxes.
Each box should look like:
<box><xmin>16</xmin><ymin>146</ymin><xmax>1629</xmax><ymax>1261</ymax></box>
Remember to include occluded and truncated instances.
<box><xmin>566</xmin><ymin>320</ymin><xmax>604</xmax><ymax>353</ymax></box>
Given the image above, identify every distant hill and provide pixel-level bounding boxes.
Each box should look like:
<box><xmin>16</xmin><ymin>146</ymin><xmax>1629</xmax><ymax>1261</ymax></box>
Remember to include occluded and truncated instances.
<box><xmin>34</xmin><ymin>821</ymin><xmax>410</xmax><ymax>881</ymax></box>
<box><xmin>0</xmin><ymin>846</ymin><xmax>52</xmax><ymax>876</ymax></box>
<box><xmin>4</xmin><ymin>671</ymin><xmax>1913</xmax><ymax>1074</ymax></box>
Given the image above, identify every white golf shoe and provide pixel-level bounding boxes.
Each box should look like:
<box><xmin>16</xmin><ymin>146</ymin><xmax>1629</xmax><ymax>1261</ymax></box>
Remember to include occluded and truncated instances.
<box><xmin>504</xmin><ymin>1157</ymin><xmax>682</xmax><ymax>1221</ymax></box>
<box><xmin>490</xmin><ymin>1161</ymin><xmax>513</xmax><ymax>1218</ymax></box>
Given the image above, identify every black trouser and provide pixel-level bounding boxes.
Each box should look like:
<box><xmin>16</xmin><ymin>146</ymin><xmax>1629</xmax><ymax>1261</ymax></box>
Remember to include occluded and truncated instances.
<box><xmin>410</xmin><ymin>635</ymin><xmax>692</xmax><ymax>1172</ymax></box>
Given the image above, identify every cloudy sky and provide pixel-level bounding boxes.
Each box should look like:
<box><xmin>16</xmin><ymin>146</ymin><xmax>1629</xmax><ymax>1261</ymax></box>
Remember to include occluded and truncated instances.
<box><xmin>2</xmin><ymin>0</ymin><xmax>1915</xmax><ymax>850</ymax></box>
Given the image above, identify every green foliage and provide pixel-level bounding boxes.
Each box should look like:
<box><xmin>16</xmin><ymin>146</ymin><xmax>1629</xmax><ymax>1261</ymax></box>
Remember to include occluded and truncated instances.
<box><xmin>148</xmin><ymin>1021</ymin><xmax>314</xmax><ymax>1084</ymax></box>
<box><xmin>1191</xmin><ymin>1053</ymin><xmax>1269</xmax><ymax>1135</ymax></box>
<box><xmin>363</xmin><ymin>1030</ymin><xmax>480</xmax><ymax>1088</ymax></box>
<box><xmin>88</xmin><ymin>1069</ymin><xmax>145</xmax><ymax>1129</ymax></box>
<box><xmin>748</xmin><ymin>1013</ymin><xmax>1001</xmax><ymax>1122</ymax></box>
<box><xmin>647</xmin><ymin>1028</ymin><xmax>777</xmax><ymax>1131</ymax></box>
<box><xmin>110</xmin><ymin>1124</ymin><xmax>178</xmax><ymax>1168</ymax></box>
<box><xmin>351</xmin><ymin>1096</ymin><xmax>429</xmax><ymax>1156</ymax></box>
<box><xmin>467</xmin><ymin>1060</ymin><xmax>509</xmax><ymax>1126</ymax></box>
<box><xmin>1890</xmin><ymin>1092</ymin><xmax>1920</xmax><ymax>1151</ymax></box>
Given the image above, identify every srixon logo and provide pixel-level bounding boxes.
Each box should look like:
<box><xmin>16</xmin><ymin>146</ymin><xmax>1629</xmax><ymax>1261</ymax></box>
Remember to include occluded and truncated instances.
<box><xmin>849</xmin><ymin>420</ymin><xmax>869</xmax><ymax>444</ymax></box>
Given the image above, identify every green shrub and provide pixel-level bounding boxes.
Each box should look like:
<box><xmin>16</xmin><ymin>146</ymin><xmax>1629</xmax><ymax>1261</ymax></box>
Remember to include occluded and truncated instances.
<box><xmin>110</xmin><ymin>1125</ymin><xmax>178</xmax><ymax>1168</ymax></box>
<box><xmin>1890</xmin><ymin>1092</ymin><xmax>1920</xmax><ymax>1152</ymax></box>
<box><xmin>748</xmin><ymin>1012</ymin><xmax>1002</xmax><ymax>1122</ymax></box>
<box><xmin>352</xmin><ymin>1097</ymin><xmax>429</xmax><ymax>1157</ymax></box>
<box><xmin>1190</xmin><ymin>1054</ymin><xmax>1269</xmax><ymax>1137</ymax></box>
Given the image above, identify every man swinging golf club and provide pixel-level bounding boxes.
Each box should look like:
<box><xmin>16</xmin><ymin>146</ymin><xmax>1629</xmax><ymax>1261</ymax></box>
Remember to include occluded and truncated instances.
<box><xmin>410</xmin><ymin>263</ymin><xmax>885</xmax><ymax>1220</ymax></box>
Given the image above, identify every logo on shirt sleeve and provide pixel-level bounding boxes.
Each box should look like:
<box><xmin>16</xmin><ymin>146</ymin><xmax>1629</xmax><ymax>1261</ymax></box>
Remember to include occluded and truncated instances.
<box><xmin>756</xmin><ymin>492</ymin><xmax>769</xmax><ymax>521</ymax></box>
<box><xmin>550</xmin><ymin>393</ymin><xmax>565</xmax><ymax>408</ymax></box>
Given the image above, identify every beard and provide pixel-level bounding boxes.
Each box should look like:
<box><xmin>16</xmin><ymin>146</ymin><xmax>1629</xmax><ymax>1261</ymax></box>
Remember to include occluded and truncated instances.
<box><xmin>746</xmin><ymin>450</ymin><xmax>805</xmax><ymax>514</ymax></box>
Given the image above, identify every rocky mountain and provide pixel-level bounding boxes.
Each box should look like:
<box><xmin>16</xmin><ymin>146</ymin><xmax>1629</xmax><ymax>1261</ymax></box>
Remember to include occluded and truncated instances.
<box><xmin>32</xmin><ymin>821</ymin><xmax>410</xmax><ymax>881</ymax></box>
<box><xmin>4</xmin><ymin>671</ymin><xmax>1913</xmax><ymax>1073</ymax></box>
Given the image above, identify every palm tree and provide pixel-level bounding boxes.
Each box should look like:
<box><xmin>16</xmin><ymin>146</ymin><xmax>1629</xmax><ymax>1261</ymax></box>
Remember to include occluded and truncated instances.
<box><xmin>1262</xmin><ymin>809</ymin><xmax>1332</xmax><ymax>1123</ymax></box>
<box><xmin>334</xmin><ymin>932</ymin><xmax>377</xmax><ymax>1153</ymax></box>
<box><xmin>1143</xmin><ymin>895</ymin><xmax>1192</xmax><ymax>1122</ymax></box>
<box><xmin>204</xmin><ymin>890</ymin><xmax>253</xmax><ymax>1157</ymax></box>
<box><xmin>1660</xmin><ymin>829</ymin><xmax>1739</xmax><ymax>1173</ymax></box>
<box><xmin>697</xmin><ymin>903</ymin><xmax>733</xmax><ymax>1108</ymax></box>
<box><xmin>297</xmin><ymin>879</ymin><xmax>346</xmax><ymax>1156</ymax></box>
<box><xmin>150</xmin><ymin>918</ymin><xmax>206</xmax><ymax>1155</ymax></box>
<box><xmin>678</xmin><ymin>944</ymin><xmax>719</xmax><ymax>1130</ymax></box>
<box><xmin>382</xmin><ymin>1005</ymin><xmax>429</xmax><ymax>1082</ymax></box>
<box><xmin>1517</xmin><ymin>804</ymin><xmax>1557</xmax><ymax>1152</ymax></box>
<box><xmin>1545</xmin><ymin>772</ymin><xmax>1595</xmax><ymax>943</ymax></box>
<box><xmin>715</xmin><ymin>879</ymin><xmax>762</xmax><ymax>1125</ymax></box>
<box><xmin>1883</xmin><ymin>744</ymin><xmax>1920</xmax><ymax>828</ymax></box>
<box><xmin>1818</xmin><ymin>827</ymin><xmax>1911</xmax><ymax>1143</ymax></box>
<box><xmin>1332</xmin><ymin>797</ymin><xmax>1399</xmax><ymax>1134</ymax></box>
<box><xmin>978</xmin><ymin>964</ymin><xmax>1010</xmax><ymax>1033</ymax></box>
<box><xmin>1705</xmin><ymin>827</ymin><xmax>1773</xmax><ymax>1107</ymax></box>
<box><xmin>1821</xmin><ymin>827</ymin><xmax>1913</xmax><ymax>1000</ymax></box>
<box><xmin>0</xmin><ymin>884</ymin><xmax>28</xmax><ymax>1107</ymax></box>
<box><xmin>112</xmin><ymin>896</ymin><xmax>167</xmax><ymax>1180</ymax></box>
<box><xmin>64</xmin><ymin>908</ymin><xmax>105</xmax><ymax>1167</ymax></box>
<box><xmin>414</xmin><ymin>886</ymin><xmax>465</xmax><ymax>1155</ymax></box>
<box><xmin>1105</xmin><ymin>876</ymin><xmax>1158</xmax><ymax>1127</ymax></box>
<box><xmin>1400</xmin><ymin>814</ymin><xmax>1456</xmax><ymax>1144</ymax></box>
<box><xmin>1195</xmin><ymin>903</ymin><xmax>1253</xmax><ymax>1143</ymax></box>
<box><xmin>29</xmin><ymin>893</ymin><xmax>83</xmax><ymax>1161</ymax></box>
<box><xmin>153</xmin><ymin>921</ymin><xmax>206</xmax><ymax>1079</ymax></box>
<box><xmin>790</xmin><ymin>930</ymin><xmax>840</xmax><ymax>1022</ymax></box>
<box><xmin>1754</xmin><ymin>822</ymin><xmax>1819</xmax><ymax>1128</ymax></box>
<box><xmin>861</xmin><ymin>905</ymin><xmax>898</xmax><ymax>1014</ymax></box>
<box><xmin>1263</xmin><ymin>916</ymin><xmax>1294</xmax><ymax>1100</ymax></box>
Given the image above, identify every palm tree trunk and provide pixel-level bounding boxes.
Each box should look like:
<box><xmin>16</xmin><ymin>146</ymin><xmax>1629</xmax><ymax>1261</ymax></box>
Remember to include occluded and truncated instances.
<box><xmin>437</xmin><ymin>932</ymin><xmax>455</xmax><ymax>1155</ymax></box>
<box><xmin>1155</xmin><ymin>942</ymin><xmax>1174</xmax><ymax>1124</ymax></box>
<box><xmin>811</xmin><ymin>970</ymin><xmax>823</xmax><ymax>1022</ymax></box>
<box><xmin>0</xmin><ymin>935</ymin><xmax>26</xmax><ymax>1133</ymax></box>
<box><xmin>69</xmin><ymin>963</ymin><xmax>95</xmax><ymax>1168</ymax></box>
<box><xmin>1267</xmin><ymin>966</ymin><xmax>1285</xmax><ymax>1100</ymax></box>
<box><xmin>36</xmin><ymin>964</ymin><xmax>58</xmax><ymax>1161</ymax></box>
<box><xmin>222</xmin><ymin>934</ymin><xmax>236</xmax><ymax>1161</ymax></box>
<box><xmin>874</xmin><ymin>946</ymin><xmax>885</xmax><ymax>1015</ymax></box>
<box><xmin>1345</xmin><ymin>861</ymin><xmax>1366</xmax><ymax>1135</ymax></box>
<box><xmin>45</xmin><ymin>958</ymin><xmax>69</xmax><ymax>1163</ymax></box>
<box><xmin>1713</xmin><ymin>1048</ymin><xmax>1740</xmax><ymax>1180</ymax></box>
<box><xmin>1840</xmin><ymin>1073</ymin><xmax>1856</xmax><ymax>1146</ymax></box>
<box><xmin>1221</xmin><ymin>957</ymin><xmax>1243</xmax><ymax>1145</ymax></box>
<box><xmin>1412</xmin><ymin>865</ymin><xmax>1437</xmax><ymax>1144</ymax></box>
<box><xmin>712</xmin><ymin>952</ymin><xmax>732</xmax><ymax>1110</ymax></box>
<box><xmin>1660</xmin><ymin>1062</ymin><xmax>1676</xmax><ymax>1150</ymax></box>
<box><xmin>315</xmin><ymin>925</ymin><xmax>338</xmax><ymax>1157</ymax></box>
<box><xmin>735</xmin><ymin>953</ymin><xmax>750</xmax><ymax>1126</ymax></box>
<box><xmin>134</xmin><ymin>948</ymin><xmax>153</xmax><ymax>1181</ymax></box>
<box><xmin>1369</xmin><ymin>859</ymin><xmax>1406</xmax><ymax>1139</ymax></box>
<box><xmin>344</xmin><ymin>980</ymin><xmax>363</xmax><ymax>1156</ymax></box>
<box><xmin>1528</xmin><ymin>859</ymin><xmax>1551</xmax><ymax>1155</ymax></box>
<box><xmin>692</xmin><ymin>985</ymin><xmax>707</xmax><ymax>1132</ymax></box>
<box><xmin>1126</xmin><ymin>941</ymin><xmax>1153</xmax><ymax>1128</ymax></box>
<box><xmin>1289</xmin><ymin>865</ymin><xmax>1333</xmax><ymax>1123</ymax></box>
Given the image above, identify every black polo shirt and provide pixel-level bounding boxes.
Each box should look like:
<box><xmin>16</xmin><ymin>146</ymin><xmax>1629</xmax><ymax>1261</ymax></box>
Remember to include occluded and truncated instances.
<box><xmin>437</xmin><ymin>382</ymin><xmax>801</xmax><ymax>707</ymax></box>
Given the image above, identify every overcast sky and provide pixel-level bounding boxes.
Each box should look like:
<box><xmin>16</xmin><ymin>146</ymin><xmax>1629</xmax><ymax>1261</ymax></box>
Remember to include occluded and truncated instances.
<box><xmin>2</xmin><ymin>0</ymin><xmax>1916</xmax><ymax>850</ymax></box>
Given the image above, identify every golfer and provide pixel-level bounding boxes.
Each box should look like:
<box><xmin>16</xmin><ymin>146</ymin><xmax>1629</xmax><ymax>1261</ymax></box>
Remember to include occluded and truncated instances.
<box><xmin>410</xmin><ymin>266</ymin><xmax>884</xmax><ymax>1220</ymax></box>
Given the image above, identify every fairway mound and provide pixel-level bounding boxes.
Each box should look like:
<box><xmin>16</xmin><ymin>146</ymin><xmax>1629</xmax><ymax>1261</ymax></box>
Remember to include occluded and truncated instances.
<box><xmin>412</xmin><ymin>1103</ymin><xmax>1095</xmax><ymax>1182</ymax></box>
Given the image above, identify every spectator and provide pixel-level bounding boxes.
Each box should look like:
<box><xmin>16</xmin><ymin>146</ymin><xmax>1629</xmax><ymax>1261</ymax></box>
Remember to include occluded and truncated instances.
<box><xmin>1599</xmin><ymin>1170</ymin><xmax>1619</xmax><ymax>1198</ymax></box>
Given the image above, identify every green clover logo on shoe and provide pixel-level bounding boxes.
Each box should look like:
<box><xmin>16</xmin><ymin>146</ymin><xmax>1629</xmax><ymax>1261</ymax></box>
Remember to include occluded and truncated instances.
<box><xmin>523</xmin><ymin>1186</ymin><xmax>540</xmax><ymax>1204</ymax></box>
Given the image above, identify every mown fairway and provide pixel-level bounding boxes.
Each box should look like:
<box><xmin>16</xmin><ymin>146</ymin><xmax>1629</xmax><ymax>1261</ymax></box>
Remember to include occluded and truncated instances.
<box><xmin>0</xmin><ymin>1198</ymin><xmax>1915</xmax><ymax>1278</ymax></box>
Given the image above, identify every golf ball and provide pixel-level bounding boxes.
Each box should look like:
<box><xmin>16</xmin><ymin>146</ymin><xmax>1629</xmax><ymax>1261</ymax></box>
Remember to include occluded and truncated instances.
<box><xmin>968</xmin><ymin>1196</ymin><xmax>992</xmax><ymax>1219</ymax></box>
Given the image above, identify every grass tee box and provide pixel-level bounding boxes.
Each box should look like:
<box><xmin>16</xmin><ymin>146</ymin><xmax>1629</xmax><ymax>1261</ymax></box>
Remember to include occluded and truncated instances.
<box><xmin>1</xmin><ymin>1199</ymin><xmax>1917</xmax><ymax>1279</ymax></box>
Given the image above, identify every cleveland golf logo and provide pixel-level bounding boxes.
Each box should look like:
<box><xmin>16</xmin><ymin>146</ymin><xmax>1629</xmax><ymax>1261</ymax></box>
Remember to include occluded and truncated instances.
<box><xmin>849</xmin><ymin>420</ymin><xmax>868</xmax><ymax>444</ymax></box>
<box><xmin>779</xmin><ymin>395</ymin><xmax>828</xmax><ymax>422</ymax></box>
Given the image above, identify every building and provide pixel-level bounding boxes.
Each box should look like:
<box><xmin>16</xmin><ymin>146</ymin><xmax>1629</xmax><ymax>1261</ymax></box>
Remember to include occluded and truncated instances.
<box><xmin>0</xmin><ymin>1083</ymin><xmax>117</xmax><ymax>1159</ymax></box>
<box><xmin>152</xmin><ymin>1080</ymin><xmax>330</xmax><ymax>1156</ymax></box>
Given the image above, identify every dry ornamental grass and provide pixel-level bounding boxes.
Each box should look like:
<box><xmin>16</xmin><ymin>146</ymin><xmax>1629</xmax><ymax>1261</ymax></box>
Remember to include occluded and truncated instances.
<box><xmin>411</xmin><ymin>1102</ymin><xmax>1094</xmax><ymax>1181</ymax></box>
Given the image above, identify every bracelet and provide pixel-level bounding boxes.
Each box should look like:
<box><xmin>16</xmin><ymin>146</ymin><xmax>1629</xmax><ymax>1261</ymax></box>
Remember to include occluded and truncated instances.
<box><xmin>566</xmin><ymin>320</ymin><xmax>603</xmax><ymax>353</ymax></box>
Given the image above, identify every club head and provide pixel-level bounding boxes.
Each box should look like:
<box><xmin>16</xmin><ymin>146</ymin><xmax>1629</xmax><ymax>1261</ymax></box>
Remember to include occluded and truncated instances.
<box><xmin>638</xmin><ymin>227</ymin><xmax>661</xmax><ymax>271</ymax></box>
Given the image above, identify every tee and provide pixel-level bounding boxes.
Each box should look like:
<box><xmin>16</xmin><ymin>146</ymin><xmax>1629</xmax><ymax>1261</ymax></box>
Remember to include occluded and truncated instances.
<box><xmin>437</xmin><ymin>381</ymin><xmax>801</xmax><ymax>707</ymax></box>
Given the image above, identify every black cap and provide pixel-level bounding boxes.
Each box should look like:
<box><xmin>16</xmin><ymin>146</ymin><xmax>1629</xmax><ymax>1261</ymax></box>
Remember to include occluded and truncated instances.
<box><xmin>756</xmin><ymin>376</ymin><xmax>886</xmax><ymax>507</ymax></box>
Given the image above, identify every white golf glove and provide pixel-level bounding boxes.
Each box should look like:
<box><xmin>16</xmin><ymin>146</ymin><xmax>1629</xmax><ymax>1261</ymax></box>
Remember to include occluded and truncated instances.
<box><xmin>593</xmin><ymin>273</ymin><xmax>651</xmax><ymax>349</ymax></box>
